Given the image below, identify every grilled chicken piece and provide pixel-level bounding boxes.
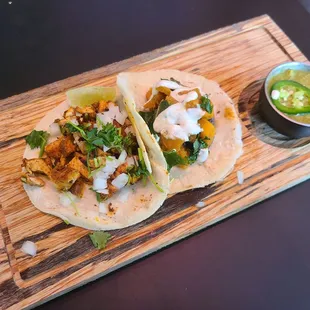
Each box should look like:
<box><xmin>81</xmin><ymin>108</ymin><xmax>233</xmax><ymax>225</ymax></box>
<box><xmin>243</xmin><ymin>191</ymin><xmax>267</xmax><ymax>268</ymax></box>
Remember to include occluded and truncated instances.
<box><xmin>64</xmin><ymin>107</ymin><xmax>76</xmax><ymax>118</ymax></box>
<box><xmin>45</xmin><ymin>136</ymin><xmax>76</xmax><ymax>159</ymax></box>
<box><xmin>67</xmin><ymin>156</ymin><xmax>90</xmax><ymax>180</ymax></box>
<box><xmin>50</xmin><ymin>167</ymin><xmax>80</xmax><ymax>190</ymax></box>
<box><xmin>111</xmin><ymin>163</ymin><xmax>128</xmax><ymax>179</ymax></box>
<box><xmin>75</xmin><ymin>106</ymin><xmax>96</xmax><ymax>120</ymax></box>
<box><xmin>88</xmin><ymin>156</ymin><xmax>106</xmax><ymax>169</ymax></box>
<box><xmin>23</xmin><ymin>158</ymin><xmax>52</xmax><ymax>177</ymax></box>
<box><xmin>98</xmin><ymin>100</ymin><xmax>109</xmax><ymax>113</ymax></box>
<box><xmin>74</xmin><ymin>152</ymin><xmax>87</xmax><ymax>164</ymax></box>
<box><xmin>45</xmin><ymin>138</ymin><xmax>62</xmax><ymax>158</ymax></box>
<box><xmin>72</xmin><ymin>132</ymin><xmax>87</xmax><ymax>154</ymax></box>
<box><xmin>69</xmin><ymin>178</ymin><xmax>85</xmax><ymax>198</ymax></box>
<box><xmin>21</xmin><ymin>173</ymin><xmax>45</xmax><ymax>187</ymax></box>
<box><xmin>96</xmin><ymin>148</ymin><xmax>106</xmax><ymax>157</ymax></box>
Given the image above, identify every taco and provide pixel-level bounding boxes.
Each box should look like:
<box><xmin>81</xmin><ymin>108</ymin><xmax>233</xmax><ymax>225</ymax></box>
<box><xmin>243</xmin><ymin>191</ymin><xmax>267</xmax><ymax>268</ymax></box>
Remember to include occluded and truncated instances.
<box><xmin>22</xmin><ymin>86</ymin><xmax>169</xmax><ymax>230</ymax></box>
<box><xmin>117</xmin><ymin>70</ymin><xmax>243</xmax><ymax>194</ymax></box>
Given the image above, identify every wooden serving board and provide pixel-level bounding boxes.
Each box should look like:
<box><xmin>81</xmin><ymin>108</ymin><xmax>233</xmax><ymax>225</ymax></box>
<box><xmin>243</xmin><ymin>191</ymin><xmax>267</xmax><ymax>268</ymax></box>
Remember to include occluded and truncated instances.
<box><xmin>0</xmin><ymin>15</ymin><xmax>309</xmax><ymax>309</ymax></box>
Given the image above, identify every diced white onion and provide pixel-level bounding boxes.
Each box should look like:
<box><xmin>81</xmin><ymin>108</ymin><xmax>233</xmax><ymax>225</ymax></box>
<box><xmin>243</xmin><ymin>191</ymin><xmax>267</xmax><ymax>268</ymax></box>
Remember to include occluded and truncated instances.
<box><xmin>70</xmin><ymin>118</ymin><xmax>79</xmax><ymax>126</ymax></box>
<box><xmin>103</xmin><ymin>145</ymin><xmax>110</xmax><ymax>152</ymax></box>
<box><xmin>112</xmin><ymin>173</ymin><xmax>129</xmax><ymax>189</ymax></box>
<box><xmin>21</xmin><ymin>241</ymin><xmax>37</xmax><ymax>257</ymax></box>
<box><xmin>93</xmin><ymin>178</ymin><xmax>108</xmax><ymax>191</ymax></box>
<box><xmin>237</xmin><ymin>170</ymin><xmax>244</xmax><ymax>184</ymax></box>
<box><xmin>49</xmin><ymin>123</ymin><xmax>61</xmax><ymax>137</ymax></box>
<box><xmin>197</xmin><ymin>148</ymin><xmax>209</xmax><ymax>163</ymax></box>
<box><xmin>99</xmin><ymin>202</ymin><xmax>107</xmax><ymax>213</ymax></box>
<box><xmin>96</xmin><ymin>102</ymin><xmax>128</xmax><ymax>126</ymax></box>
<box><xmin>96</xmin><ymin>189</ymin><xmax>109</xmax><ymax>194</ymax></box>
<box><xmin>195</xmin><ymin>201</ymin><xmax>205</xmax><ymax>208</ymax></box>
<box><xmin>118</xmin><ymin>150</ymin><xmax>127</xmax><ymax>164</ymax></box>
<box><xmin>271</xmin><ymin>90</ymin><xmax>280</xmax><ymax>100</ymax></box>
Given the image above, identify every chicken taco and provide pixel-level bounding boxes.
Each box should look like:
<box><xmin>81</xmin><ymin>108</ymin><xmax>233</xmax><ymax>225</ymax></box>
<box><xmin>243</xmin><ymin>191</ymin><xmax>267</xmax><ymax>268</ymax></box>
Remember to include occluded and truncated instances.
<box><xmin>117</xmin><ymin>70</ymin><xmax>243</xmax><ymax>194</ymax></box>
<box><xmin>22</xmin><ymin>86</ymin><xmax>169</xmax><ymax>230</ymax></box>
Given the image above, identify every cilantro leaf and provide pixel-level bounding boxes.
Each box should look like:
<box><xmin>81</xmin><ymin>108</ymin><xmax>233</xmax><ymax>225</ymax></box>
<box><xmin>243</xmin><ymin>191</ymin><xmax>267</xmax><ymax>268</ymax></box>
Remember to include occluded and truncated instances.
<box><xmin>97</xmin><ymin>123</ymin><xmax>123</xmax><ymax>150</ymax></box>
<box><xmin>89</xmin><ymin>231</ymin><xmax>111</xmax><ymax>250</ymax></box>
<box><xmin>123</xmin><ymin>133</ymin><xmax>138</xmax><ymax>156</ymax></box>
<box><xmin>163</xmin><ymin>150</ymin><xmax>188</xmax><ymax>171</ymax></box>
<box><xmin>200</xmin><ymin>95</ymin><xmax>213</xmax><ymax>114</ymax></box>
<box><xmin>25</xmin><ymin>130</ymin><xmax>50</xmax><ymax>157</ymax></box>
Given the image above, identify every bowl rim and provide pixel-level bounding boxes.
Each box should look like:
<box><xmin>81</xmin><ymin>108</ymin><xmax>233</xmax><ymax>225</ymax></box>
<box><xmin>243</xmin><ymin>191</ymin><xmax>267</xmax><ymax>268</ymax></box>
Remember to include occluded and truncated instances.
<box><xmin>264</xmin><ymin>61</ymin><xmax>310</xmax><ymax>128</ymax></box>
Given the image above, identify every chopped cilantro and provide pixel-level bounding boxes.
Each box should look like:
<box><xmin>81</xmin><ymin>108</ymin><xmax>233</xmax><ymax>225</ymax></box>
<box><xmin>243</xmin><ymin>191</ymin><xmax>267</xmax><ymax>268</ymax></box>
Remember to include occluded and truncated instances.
<box><xmin>25</xmin><ymin>130</ymin><xmax>50</xmax><ymax>157</ymax></box>
<box><xmin>127</xmin><ymin>148</ymin><xmax>163</xmax><ymax>192</ymax></box>
<box><xmin>89</xmin><ymin>231</ymin><xmax>111</xmax><ymax>250</ymax></box>
<box><xmin>64</xmin><ymin>219</ymin><xmax>70</xmax><ymax>225</ymax></box>
<box><xmin>200</xmin><ymin>95</ymin><xmax>213</xmax><ymax>114</ymax></box>
<box><xmin>123</xmin><ymin>133</ymin><xmax>138</xmax><ymax>156</ymax></box>
<box><xmin>163</xmin><ymin>150</ymin><xmax>188</xmax><ymax>171</ymax></box>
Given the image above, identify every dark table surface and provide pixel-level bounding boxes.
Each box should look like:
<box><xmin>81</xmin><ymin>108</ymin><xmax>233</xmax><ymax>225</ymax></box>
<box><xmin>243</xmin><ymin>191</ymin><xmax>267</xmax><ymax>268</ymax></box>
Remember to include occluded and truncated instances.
<box><xmin>1</xmin><ymin>0</ymin><xmax>310</xmax><ymax>309</ymax></box>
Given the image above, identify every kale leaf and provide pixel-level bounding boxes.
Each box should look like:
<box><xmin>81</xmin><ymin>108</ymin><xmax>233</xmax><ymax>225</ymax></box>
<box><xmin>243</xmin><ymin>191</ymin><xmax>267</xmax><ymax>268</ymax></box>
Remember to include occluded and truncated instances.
<box><xmin>200</xmin><ymin>95</ymin><xmax>213</xmax><ymax>114</ymax></box>
<box><xmin>163</xmin><ymin>150</ymin><xmax>188</xmax><ymax>171</ymax></box>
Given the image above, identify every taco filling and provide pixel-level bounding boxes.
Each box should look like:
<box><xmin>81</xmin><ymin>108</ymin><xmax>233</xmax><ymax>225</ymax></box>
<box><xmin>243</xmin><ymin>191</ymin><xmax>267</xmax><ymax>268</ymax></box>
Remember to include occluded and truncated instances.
<box><xmin>139</xmin><ymin>78</ymin><xmax>215</xmax><ymax>171</ymax></box>
<box><xmin>22</xmin><ymin>86</ymin><xmax>169</xmax><ymax>230</ymax></box>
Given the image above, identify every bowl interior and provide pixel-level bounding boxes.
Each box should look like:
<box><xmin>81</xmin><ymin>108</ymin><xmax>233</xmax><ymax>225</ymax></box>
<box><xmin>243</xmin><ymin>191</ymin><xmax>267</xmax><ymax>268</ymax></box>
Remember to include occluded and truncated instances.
<box><xmin>264</xmin><ymin>62</ymin><xmax>310</xmax><ymax>127</ymax></box>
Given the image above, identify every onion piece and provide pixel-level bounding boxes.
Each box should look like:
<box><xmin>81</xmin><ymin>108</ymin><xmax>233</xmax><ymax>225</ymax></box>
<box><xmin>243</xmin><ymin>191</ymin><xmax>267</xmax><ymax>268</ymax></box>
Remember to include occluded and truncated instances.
<box><xmin>112</xmin><ymin>173</ymin><xmax>129</xmax><ymax>189</ymax></box>
<box><xmin>21</xmin><ymin>241</ymin><xmax>37</xmax><ymax>257</ymax></box>
<box><xmin>195</xmin><ymin>201</ymin><xmax>205</xmax><ymax>208</ymax></box>
<box><xmin>237</xmin><ymin>170</ymin><xmax>244</xmax><ymax>184</ymax></box>
<box><xmin>49</xmin><ymin>123</ymin><xmax>61</xmax><ymax>137</ymax></box>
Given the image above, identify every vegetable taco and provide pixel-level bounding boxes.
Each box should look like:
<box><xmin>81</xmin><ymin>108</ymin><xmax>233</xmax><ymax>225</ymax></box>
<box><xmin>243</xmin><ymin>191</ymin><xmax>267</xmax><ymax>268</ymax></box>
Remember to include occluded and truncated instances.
<box><xmin>117</xmin><ymin>70</ymin><xmax>243</xmax><ymax>194</ymax></box>
<box><xmin>22</xmin><ymin>86</ymin><xmax>169</xmax><ymax>230</ymax></box>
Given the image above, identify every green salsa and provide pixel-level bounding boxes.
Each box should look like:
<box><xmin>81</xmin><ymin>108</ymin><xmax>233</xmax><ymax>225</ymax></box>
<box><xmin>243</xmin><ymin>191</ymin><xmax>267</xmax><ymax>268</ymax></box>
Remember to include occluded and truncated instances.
<box><xmin>269</xmin><ymin>69</ymin><xmax>310</xmax><ymax>124</ymax></box>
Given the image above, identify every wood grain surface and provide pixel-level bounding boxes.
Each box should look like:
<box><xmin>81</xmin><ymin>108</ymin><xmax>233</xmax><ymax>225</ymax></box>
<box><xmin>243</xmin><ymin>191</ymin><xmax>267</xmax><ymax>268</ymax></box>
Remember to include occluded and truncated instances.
<box><xmin>0</xmin><ymin>15</ymin><xmax>309</xmax><ymax>310</ymax></box>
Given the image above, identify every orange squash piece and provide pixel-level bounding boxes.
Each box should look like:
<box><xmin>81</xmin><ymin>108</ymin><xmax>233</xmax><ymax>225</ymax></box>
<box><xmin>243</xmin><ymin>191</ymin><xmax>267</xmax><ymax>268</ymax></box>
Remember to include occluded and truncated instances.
<box><xmin>199</xmin><ymin>118</ymin><xmax>216</xmax><ymax>146</ymax></box>
<box><xmin>160</xmin><ymin>136</ymin><xmax>184</xmax><ymax>151</ymax></box>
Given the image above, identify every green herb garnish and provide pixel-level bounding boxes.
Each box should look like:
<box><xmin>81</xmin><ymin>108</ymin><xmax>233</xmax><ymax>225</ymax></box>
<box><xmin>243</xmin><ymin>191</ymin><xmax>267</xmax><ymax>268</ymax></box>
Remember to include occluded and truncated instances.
<box><xmin>139</xmin><ymin>100</ymin><xmax>170</xmax><ymax>135</ymax></box>
<box><xmin>25</xmin><ymin>130</ymin><xmax>50</xmax><ymax>157</ymax></box>
<box><xmin>200</xmin><ymin>95</ymin><xmax>213</xmax><ymax>114</ymax></box>
<box><xmin>89</xmin><ymin>231</ymin><xmax>111</xmax><ymax>250</ymax></box>
<box><xmin>187</xmin><ymin>136</ymin><xmax>209</xmax><ymax>164</ymax></box>
<box><xmin>123</xmin><ymin>132</ymin><xmax>139</xmax><ymax>156</ymax></box>
<box><xmin>163</xmin><ymin>150</ymin><xmax>188</xmax><ymax>171</ymax></box>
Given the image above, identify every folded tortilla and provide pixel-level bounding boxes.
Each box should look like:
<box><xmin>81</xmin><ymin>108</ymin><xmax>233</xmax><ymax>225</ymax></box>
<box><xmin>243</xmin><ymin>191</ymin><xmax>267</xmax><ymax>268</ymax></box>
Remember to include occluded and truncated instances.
<box><xmin>117</xmin><ymin>70</ymin><xmax>243</xmax><ymax>194</ymax></box>
<box><xmin>23</xmin><ymin>92</ymin><xmax>169</xmax><ymax>230</ymax></box>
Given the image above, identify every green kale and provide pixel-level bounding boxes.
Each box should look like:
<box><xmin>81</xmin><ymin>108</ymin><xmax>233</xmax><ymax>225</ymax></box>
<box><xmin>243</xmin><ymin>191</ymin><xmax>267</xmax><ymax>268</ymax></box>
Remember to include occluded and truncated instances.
<box><xmin>163</xmin><ymin>150</ymin><xmax>188</xmax><ymax>171</ymax></box>
<box><xmin>25</xmin><ymin>130</ymin><xmax>50</xmax><ymax>157</ymax></box>
<box><xmin>187</xmin><ymin>136</ymin><xmax>209</xmax><ymax>164</ymax></box>
<box><xmin>139</xmin><ymin>100</ymin><xmax>170</xmax><ymax>135</ymax></box>
<box><xmin>200</xmin><ymin>95</ymin><xmax>213</xmax><ymax>114</ymax></box>
<box><xmin>139</xmin><ymin>111</ymin><xmax>156</xmax><ymax>134</ymax></box>
<box><xmin>89</xmin><ymin>231</ymin><xmax>111</xmax><ymax>250</ymax></box>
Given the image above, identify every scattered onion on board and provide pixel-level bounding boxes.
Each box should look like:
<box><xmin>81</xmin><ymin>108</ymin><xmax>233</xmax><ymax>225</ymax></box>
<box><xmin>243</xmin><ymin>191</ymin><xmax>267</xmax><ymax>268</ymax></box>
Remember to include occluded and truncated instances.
<box><xmin>21</xmin><ymin>241</ymin><xmax>37</xmax><ymax>256</ymax></box>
